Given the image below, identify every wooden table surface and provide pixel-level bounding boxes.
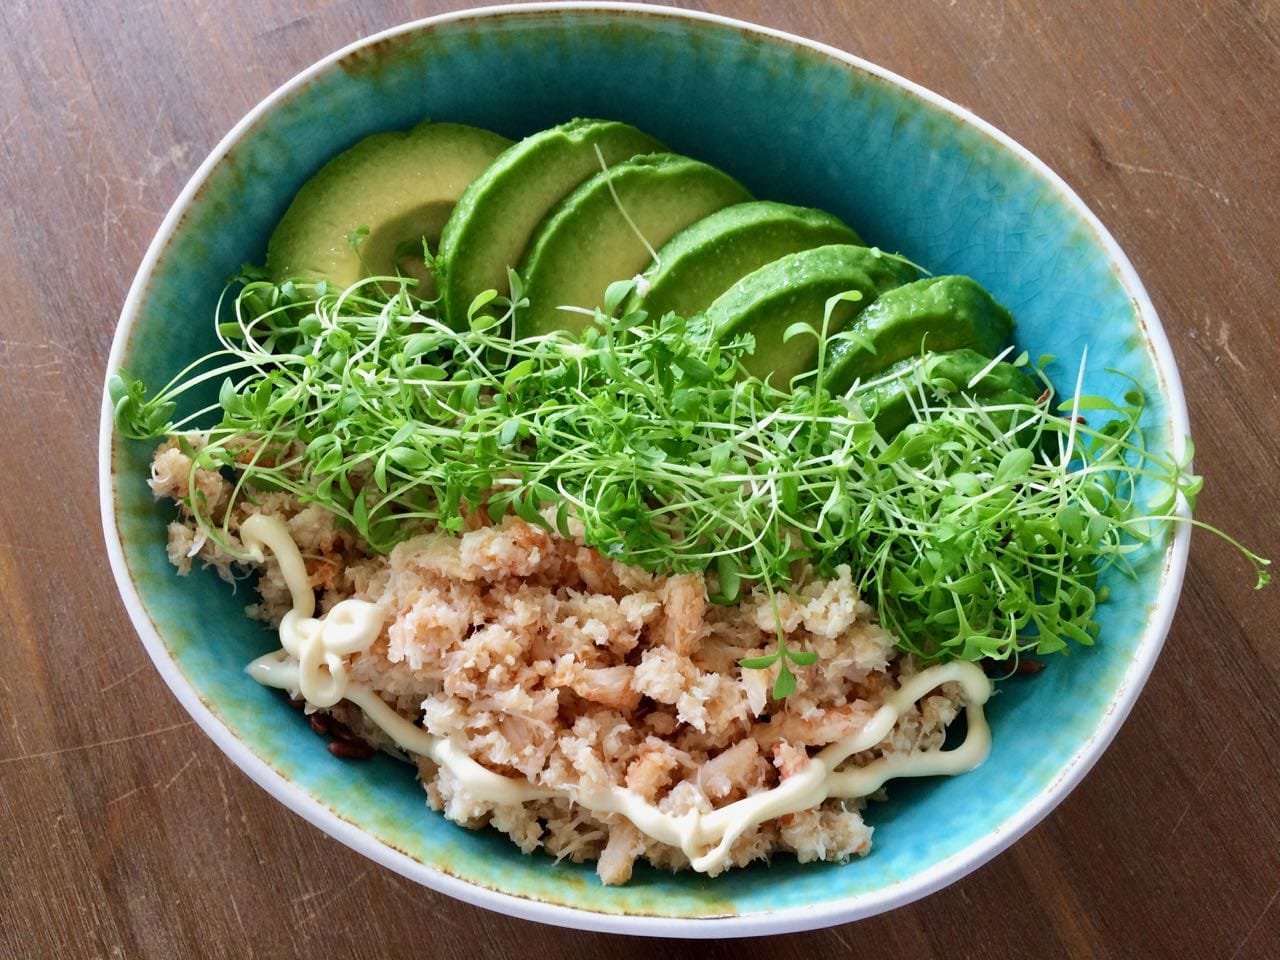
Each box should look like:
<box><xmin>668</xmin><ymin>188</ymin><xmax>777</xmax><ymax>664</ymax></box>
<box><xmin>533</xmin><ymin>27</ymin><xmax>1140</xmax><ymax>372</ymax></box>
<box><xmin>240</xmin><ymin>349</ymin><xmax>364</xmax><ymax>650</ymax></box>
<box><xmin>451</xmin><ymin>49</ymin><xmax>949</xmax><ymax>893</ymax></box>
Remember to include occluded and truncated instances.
<box><xmin>3</xmin><ymin>1</ymin><xmax>1279</xmax><ymax>956</ymax></box>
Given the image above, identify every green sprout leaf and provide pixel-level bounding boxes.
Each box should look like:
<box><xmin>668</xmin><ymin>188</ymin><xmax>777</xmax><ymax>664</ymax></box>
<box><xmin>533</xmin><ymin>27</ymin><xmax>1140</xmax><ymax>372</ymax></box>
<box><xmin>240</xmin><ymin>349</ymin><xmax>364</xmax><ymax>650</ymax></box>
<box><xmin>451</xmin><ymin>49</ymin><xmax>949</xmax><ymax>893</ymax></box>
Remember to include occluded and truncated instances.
<box><xmin>773</xmin><ymin>662</ymin><xmax>797</xmax><ymax>699</ymax></box>
<box><xmin>603</xmin><ymin>278</ymin><xmax>636</xmax><ymax>316</ymax></box>
<box><xmin>345</xmin><ymin>224</ymin><xmax>369</xmax><ymax>250</ymax></box>
<box><xmin>111</xmin><ymin>272</ymin><xmax>1270</xmax><ymax>697</ymax></box>
<box><xmin>467</xmin><ymin>289</ymin><xmax>499</xmax><ymax>325</ymax></box>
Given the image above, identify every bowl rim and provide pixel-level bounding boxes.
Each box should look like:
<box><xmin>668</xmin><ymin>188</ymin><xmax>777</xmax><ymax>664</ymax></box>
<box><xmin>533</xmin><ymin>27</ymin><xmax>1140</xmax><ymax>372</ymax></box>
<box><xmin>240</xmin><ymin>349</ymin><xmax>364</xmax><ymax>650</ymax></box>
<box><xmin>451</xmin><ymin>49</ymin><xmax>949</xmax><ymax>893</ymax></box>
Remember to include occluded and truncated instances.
<box><xmin>98</xmin><ymin>0</ymin><xmax>1191</xmax><ymax>938</ymax></box>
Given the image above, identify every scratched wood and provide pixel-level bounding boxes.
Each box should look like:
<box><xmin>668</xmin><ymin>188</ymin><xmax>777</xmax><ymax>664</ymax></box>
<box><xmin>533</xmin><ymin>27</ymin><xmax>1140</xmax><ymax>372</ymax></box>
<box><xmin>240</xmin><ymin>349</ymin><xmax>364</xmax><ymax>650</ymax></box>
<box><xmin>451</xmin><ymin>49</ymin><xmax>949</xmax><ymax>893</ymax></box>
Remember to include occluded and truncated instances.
<box><xmin>1</xmin><ymin>0</ymin><xmax>1278</xmax><ymax>956</ymax></box>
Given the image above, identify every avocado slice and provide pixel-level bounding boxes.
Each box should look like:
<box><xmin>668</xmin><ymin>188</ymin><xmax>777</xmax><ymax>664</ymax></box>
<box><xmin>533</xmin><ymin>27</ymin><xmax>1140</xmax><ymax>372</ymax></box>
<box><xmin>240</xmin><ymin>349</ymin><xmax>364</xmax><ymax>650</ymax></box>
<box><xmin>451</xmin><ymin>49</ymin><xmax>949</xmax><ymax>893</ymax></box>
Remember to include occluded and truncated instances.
<box><xmin>855</xmin><ymin>348</ymin><xmax>1040</xmax><ymax>437</ymax></box>
<box><xmin>266</xmin><ymin>120</ymin><xmax>511</xmax><ymax>295</ymax></box>
<box><xmin>625</xmin><ymin>201</ymin><xmax>861</xmax><ymax>319</ymax></box>
<box><xmin>705</xmin><ymin>244</ymin><xmax>917</xmax><ymax>387</ymax></box>
<box><xmin>516</xmin><ymin>153</ymin><xmax>753</xmax><ymax>337</ymax></box>
<box><xmin>823</xmin><ymin>275</ymin><xmax>1015</xmax><ymax>394</ymax></box>
<box><xmin>437</xmin><ymin>118</ymin><xmax>665</xmax><ymax>328</ymax></box>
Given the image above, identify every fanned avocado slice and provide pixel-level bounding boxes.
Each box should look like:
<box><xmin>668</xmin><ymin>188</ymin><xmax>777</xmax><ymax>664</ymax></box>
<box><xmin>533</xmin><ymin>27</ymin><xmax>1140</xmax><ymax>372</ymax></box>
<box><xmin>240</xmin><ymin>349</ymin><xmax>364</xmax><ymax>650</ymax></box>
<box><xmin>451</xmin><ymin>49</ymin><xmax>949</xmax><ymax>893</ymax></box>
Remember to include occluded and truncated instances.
<box><xmin>625</xmin><ymin>200</ymin><xmax>861</xmax><ymax>319</ymax></box>
<box><xmin>823</xmin><ymin>275</ymin><xmax>1015</xmax><ymax>394</ymax></box>
<box><xmin>516</xmin><ymin>153</ymin><xmax>752</xmax><ymax>337</ymax></box>
<box><xmin>855</xmin><ymin>348</ymin><xmax>1040</xmax><ymax>437</ymax></box>
<box><xmin>437</xmin><ymin>118</ymin><xmax>665</xmax><ymax>328</ymax></box>
<box><xmin>706</xmin><ymin>244</ymin><xmax>917</xmax><ymax>387</ymax></box>
<box><xmin>266</xmin><ymin>120</ymin><xmax>511</xmax><ymax>295</ymax></box>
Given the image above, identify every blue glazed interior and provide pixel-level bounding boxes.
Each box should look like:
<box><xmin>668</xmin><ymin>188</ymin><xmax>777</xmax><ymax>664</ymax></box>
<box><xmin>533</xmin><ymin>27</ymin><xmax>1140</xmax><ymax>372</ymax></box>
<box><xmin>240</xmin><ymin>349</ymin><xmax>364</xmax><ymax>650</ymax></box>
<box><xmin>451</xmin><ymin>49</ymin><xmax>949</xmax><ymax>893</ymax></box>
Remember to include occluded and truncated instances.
<box><xmin>112</xmin><ymin>9</ymin><xmax>1173</xmax><ymax>918</ymax></box>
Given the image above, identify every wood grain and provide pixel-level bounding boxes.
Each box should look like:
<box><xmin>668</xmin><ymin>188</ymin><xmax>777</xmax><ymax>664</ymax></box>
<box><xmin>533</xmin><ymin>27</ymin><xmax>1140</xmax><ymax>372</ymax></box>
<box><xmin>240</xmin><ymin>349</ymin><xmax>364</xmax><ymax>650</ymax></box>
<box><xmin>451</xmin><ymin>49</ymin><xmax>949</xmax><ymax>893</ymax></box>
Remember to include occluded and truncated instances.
<box><xmin>2</xmin><ymin>1</ymin><xmax>1278</xmax><ymax>956</ymax></box>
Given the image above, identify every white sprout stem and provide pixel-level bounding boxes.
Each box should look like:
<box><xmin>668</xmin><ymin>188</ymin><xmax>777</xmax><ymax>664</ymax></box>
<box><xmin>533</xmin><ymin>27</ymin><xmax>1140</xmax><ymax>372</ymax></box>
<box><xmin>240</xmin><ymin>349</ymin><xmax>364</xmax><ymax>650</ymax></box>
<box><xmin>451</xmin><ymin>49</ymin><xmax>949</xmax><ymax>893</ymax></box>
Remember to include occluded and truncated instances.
<box><xmin>967</xmin><ymin>344</ymin><xmax>1017</xmax><ymax>390</ymax></box>
<box><xmin>1061</xmin><ymin>345</ymin><xmax>1089</xmax><ymax>469</ymax></box>
<box><xmin>594</xmin><ymin>143</ymin><xmax>661</xmax><ymax>268</ymax></box>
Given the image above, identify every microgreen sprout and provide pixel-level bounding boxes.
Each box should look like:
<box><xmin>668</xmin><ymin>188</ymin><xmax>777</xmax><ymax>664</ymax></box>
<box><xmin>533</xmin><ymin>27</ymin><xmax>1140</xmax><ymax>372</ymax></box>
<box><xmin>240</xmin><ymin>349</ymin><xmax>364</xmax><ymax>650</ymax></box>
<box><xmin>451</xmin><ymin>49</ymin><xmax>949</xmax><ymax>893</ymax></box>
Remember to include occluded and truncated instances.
<box><xmin>111</xmin><ymin>274</ymin><xmax>1269</xmax><ymax>696</ymax></box>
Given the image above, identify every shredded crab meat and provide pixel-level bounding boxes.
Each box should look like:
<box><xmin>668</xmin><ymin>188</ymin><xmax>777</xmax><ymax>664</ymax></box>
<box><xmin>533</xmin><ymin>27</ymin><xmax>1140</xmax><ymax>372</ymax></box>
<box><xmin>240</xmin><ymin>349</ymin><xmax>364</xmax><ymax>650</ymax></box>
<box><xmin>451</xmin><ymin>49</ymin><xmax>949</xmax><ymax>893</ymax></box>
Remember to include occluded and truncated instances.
<box><xmin>151</xmin><ymin>442</ymin><xmax>976</xmax><ymax>884</ymax></box>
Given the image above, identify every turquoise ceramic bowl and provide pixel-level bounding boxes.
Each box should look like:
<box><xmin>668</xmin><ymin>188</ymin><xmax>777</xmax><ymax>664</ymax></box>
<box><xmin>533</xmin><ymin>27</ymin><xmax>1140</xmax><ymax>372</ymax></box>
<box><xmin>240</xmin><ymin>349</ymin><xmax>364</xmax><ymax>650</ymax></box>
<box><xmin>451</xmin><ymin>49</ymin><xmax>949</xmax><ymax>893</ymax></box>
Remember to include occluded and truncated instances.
<box><xmin>100</xmin><ymin>3</ymin><xmax>1189</xmax><ymax>936</ymax></box>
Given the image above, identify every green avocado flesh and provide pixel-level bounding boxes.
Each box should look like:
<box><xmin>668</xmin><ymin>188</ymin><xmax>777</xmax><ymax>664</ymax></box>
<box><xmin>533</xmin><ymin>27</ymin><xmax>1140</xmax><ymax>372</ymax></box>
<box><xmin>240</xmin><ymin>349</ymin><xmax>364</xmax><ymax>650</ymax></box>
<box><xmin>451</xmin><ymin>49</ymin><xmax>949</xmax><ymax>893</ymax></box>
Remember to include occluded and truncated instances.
<box><xmin>855</xmin><ymin>348</ymin><xmax>1040</xmax><ymax>437</ymax></box>
<box><xmin>823</xmin><ymin>275</ymin><xmax>1016</xmax><ymax>394</ymax></box>
<box><xmin>705</xmin><ymin>244</ymin><xmax>918</xmax><ymax>387</ymax></box>
<box><xmin>437</xmin><ymin>119</ymin><xmax>665</xmax><ymax>328</ymax></box>
<box><xmin>626</xmin><ymin>200</ymin><xmax>861</xmax><ymax>319</ymax></box>
<box><xmin>515</xmin><ymin>153</ymin><xmax>753</xmax><ymax>337</ymax></box>
<box><xmin>266</xmin><ymin>121</ymin><xmax>511</xmax><ymax>295</ymax></box>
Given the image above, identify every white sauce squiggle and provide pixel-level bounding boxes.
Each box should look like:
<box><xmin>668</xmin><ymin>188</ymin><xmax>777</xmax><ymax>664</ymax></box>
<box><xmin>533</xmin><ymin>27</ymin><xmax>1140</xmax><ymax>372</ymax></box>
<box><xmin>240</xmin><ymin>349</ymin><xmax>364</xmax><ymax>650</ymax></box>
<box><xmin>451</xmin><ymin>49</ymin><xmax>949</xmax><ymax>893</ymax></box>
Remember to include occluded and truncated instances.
<box><xmin>241</xmin><ymin>514</ymin><xmax>993</xmax><ymax>874</ymax></box>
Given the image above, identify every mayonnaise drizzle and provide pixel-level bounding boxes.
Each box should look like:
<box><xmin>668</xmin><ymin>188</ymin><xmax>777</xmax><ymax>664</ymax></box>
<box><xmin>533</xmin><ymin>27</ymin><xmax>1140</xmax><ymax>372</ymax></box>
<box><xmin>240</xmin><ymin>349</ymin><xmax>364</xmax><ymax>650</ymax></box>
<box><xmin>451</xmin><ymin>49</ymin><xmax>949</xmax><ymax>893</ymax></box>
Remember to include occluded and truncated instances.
<box><xmin>241</xmin><ymin>514</ymin><xmax>993</xmax><ymax>873</ymax></box>
<box><xmin>240</xmin><ymin>515</ymin><xmax>381</xmax><ymax>709</ymax></box>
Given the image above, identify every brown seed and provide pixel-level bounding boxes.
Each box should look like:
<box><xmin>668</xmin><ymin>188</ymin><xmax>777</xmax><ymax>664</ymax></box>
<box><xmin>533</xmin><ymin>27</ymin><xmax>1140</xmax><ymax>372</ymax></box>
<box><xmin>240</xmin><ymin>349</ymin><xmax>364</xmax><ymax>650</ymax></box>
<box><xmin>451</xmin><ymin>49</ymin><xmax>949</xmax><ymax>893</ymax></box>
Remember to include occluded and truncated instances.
<box><xmin>308</xmin><ymin>713</ymin><xmax>331</xmax><ymax>735</ymax></box>
<box><xmin>981</xmin><ymin>657</ymin><xmax>1046</xmax><ymax>677</ymax></box>
<box><xmin>328</xmin><ymin>739</ymin><xmax>375</xmax><ymax>761</ymax></box>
